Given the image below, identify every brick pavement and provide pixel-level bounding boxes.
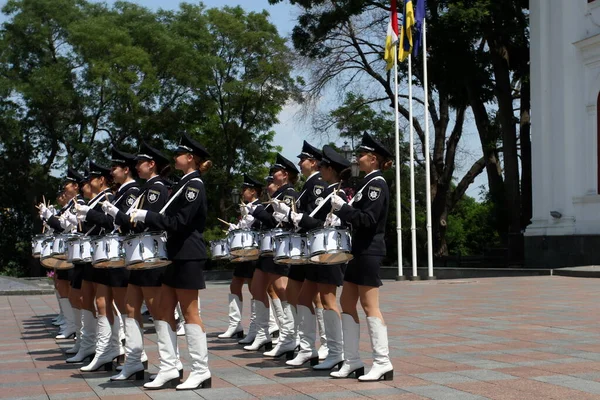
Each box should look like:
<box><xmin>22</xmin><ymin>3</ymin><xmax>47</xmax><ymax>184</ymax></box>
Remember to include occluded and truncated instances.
<box><xmin>1</xmin><ymin>276</ymin><xmax>600</xmax><ymax>399</ymax></box>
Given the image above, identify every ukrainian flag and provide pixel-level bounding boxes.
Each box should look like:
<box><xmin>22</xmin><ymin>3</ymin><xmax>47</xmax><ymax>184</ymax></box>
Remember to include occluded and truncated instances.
<box><xmin>399</xmin><ymin>0</ymin><xmax>414</xmax><ymax>62</ymax></box>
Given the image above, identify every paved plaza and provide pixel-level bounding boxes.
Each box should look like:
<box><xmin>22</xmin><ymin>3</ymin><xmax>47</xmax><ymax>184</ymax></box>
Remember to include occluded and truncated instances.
<box><xmin>2</xmin><ymin>276</ymin><xmax>600</xmax><ymax>399</ymax></box>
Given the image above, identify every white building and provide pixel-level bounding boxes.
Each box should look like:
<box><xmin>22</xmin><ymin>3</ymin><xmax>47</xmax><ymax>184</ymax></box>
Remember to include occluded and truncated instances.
<box><xmin>526</xmin><ymin>0</ymin><xmax>600</xmax><ymax>266</ymax></box>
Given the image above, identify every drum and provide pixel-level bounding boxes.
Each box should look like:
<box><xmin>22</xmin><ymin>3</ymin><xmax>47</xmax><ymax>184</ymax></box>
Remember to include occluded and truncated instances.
<box><xmin>66</xmin><ymin>235</ymin><xmax>92</xmax><ymax>263</ymax></box>
<box><xmin>307</xmin><ymin>227</ymin><xmax>353</xmax><ymax>265</ymax></box>
<box><xmin>124</xmin><ymin>231</ymin><xmax>170</xmax><ymax>270</ymax></box>
<box><xmin>41</xmin><ymin>238</ymin><xmax>73</xmax><ymax>269</ymax></box>
<box><xmin>228</xmin><ymin>229</ymin><xmax>259</xmax><ymax>257</ymax></box>
<box><xmin>259</xmin><ymin>228</ymin><xmax>286</xmax><ymax>257</ymax></box>
<box><xmin>273</xmin><ymin>232</ymin><xmax>309</xmax><ymax>265</ymax></box>
<box><xmin>92</xmin><ymin>234</ymin><xmax>125</xmax><ymax>268</ymax></box>
<box><xmin>210</xmin><ymin>239</ymin><xmax>230</xmax><ymax>260</ymax></box>
<box><xmin>230</xmin><ymin>254</ymin><xmax>259</xmax><ymax>263</ymax></box>
<box><xmin>51</xmin><ymin>234</ymin><xmax>74</xmax><ymax>260</ymax></box>
<box><xmin>32</xmin><ymin>234</ymin><xmax>50</xmax><ymax>258</ymax></box>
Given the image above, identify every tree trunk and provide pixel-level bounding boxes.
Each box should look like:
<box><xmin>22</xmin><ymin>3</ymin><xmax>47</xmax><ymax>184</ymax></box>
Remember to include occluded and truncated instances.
<box><xmin>520</xmin><ymin>77</ymin><xmax>532</xmax><ymax>229</ymax></box>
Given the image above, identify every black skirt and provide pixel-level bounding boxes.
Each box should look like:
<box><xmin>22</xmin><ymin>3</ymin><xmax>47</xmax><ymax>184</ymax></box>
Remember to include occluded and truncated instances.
<box><xmin>233</xmin><ymin>260</ymin><xmax>256</xmax><ymax>279</ymax></box>
<box><xmin>129</xmin><ymin>267</ymin><xmax>165</xmax><ymax>287</ymax></box>
<box><xmin>344</xmin><ymin>255</ymin><xmax>383</xmax><ymax>288</ymax></box>
<box><xmin>82</xmin><ymin>263</ymin><xmax>95</xmax><ymax>282</ymax></box>
<box><xmin>70</xmin><ymin>264</ymin><xmax>84</xmax><ymax>290</ymax></box>
<box><xmin>162</xmin><ymin>260</ymin><xmax>206</xmax><ymax>290</ymax></box>
<box><xmin>305</xmin><ymin>263</ymin><xmax>345</xmax><ymax>286</ymax></box>
<box><xmin>106</xmin><ymin>267</ymin><xmax>130</xmax><ymax>288</ymax></box>
<box><xmin>287</xmin><ymin>264</ymin><xmax>306</xmax><ymax>282</ymax></box>
<box><xmin>259</xmin><ymin>256</ymin><xmax>289</xmax><ymax>277</ymax></box>
<box><xmin>56</xmin><ymin>268</ymin><xmax>73</xmax><ymax>281</ymax></box>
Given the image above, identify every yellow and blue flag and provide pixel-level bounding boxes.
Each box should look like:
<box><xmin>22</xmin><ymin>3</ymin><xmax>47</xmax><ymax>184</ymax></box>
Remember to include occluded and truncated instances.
<box><xmin>398</xmin><ymin>0</ymin><xmax>414</xmax><ymax>62</ymax></box>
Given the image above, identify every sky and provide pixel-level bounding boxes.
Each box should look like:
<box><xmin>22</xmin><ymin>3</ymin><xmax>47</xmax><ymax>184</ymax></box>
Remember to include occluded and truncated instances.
<box><xmin>0</xmin><ymin>0</ymin><xmax>488</xmax><ymax>200</ymax></box>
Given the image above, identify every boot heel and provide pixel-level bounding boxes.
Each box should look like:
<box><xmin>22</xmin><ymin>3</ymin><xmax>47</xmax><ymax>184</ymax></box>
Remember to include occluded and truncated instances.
<box><xmin>201</xmin><ymin>377</ymin><xmax>211</xmax><ymax>389</ymax></box>
<box><xmin>310</xmin><ymin>357</ymin><xmax>319</xmax><ymax>366</ymax></box>
<box><xmin>236</xmin><ymin>331</ymin><xmax>244</xmax><ymax>338</ymax></box>
<box><xmin>116</xmin><ymin>354</ymin><xmax>125</xmax><ymax>364</ymax></box>
<box><xmin>271</xmin><ymin>330</ymin><xmax>280</xmax><ymax>338</ymax></box>
<box><xmin>103</xmin><ymin>362</ymin><xmax>113</xmax><ymax>372</ymax></box>
<box><xmin>179</xmin><ymin>369</ymin><xmax>184</xmax><ymax>379</ymax></box>
<box><xmin>142</xmin><ymin>360</ymin><xmax>148</xmax><ymax>370</ymax></box>
<box><xmin>382</xmin><ymin>370</ymin><xmax>393</xmax><ymax>381</ymax></box>
<box><xmin>285</xmin><ymin>350</ymin><xmax>295</xmax><ymax>360</ymax></box>
<box><xmin>336</xmin><ymin>361</ymin><xmax>344</xmax><ymax>370</ymax></box>
<box><xmin>353</xmin><ymin>367</ymin><xmax>365</xmax><ymax>378</ymax></box>
<box><xmin>263</xmin><ymin>342</ymin><xmax>273</xmax><ymax>351</ymax></box>
<box><xmin>133</xmin><ymin>370</ymin><xmax>145</xmax><ymax>380</ymax></box>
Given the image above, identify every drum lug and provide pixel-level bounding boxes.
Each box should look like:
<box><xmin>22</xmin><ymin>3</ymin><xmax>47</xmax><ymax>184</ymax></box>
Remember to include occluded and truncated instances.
<box><xmin>153</xmin><ymin>239</ymin><xmax>159</xmax><ymax>257</ymax></box>
<box><xmin>139</xmin><ymin>241</ymin><xmax>145</xmax><ymax>256</ymax></box>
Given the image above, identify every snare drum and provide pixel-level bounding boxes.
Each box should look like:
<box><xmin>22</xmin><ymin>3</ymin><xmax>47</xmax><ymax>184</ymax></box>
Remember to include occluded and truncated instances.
<box><xmin>228</xmin><ymin>229</ymin><xmax>259</xmax><ymax>257</ymax></box>
<box><xmin>66</xmin><ymin>235</ymin><xmax>92</xmax><ymax>263</ymax></box>
<box><xmin>230</xmin><ymin>254</ymin><xmax>259</xmax><ymax>263</ymax></box>
<box><xmin>51</xmin><ymin>234</ymin><xmax>74</xmax><ymax>260</ymax></box>
<box><xmin>124</xmin><ymin>231</ymin><xmax>170</xmax><ymax>270</ymax></box>
<box><xmin>307</xmin><ymin>227</ymin><xmax>353</xmax><ymax>265</ymax></box>
<box><xmin>41</xmin><ymin>237</ymin><xmax>73</xmax><ymax>269</ymax></box>
<box><xmin>32</xmin><ymin>234</ymin><xmax>50</xmax><ymax>258</ymax></box>
<box><xmin>92</xmin><ymin>234</ymin><xmax>125</xmax><ymax>268</ymax></box>
<box><xmin>273</xmin><ymin>232</ymin><xmax>309</xmax><ymax>265</ymax></box>
<box><xmin>210</xmin><ymin>239</ymin><xmax>230</xmax><ymax>260</ymax></box>
<box><xmin>259</xmin><ymin>228</ymin><xmax>285</xmax><ymax>256</ymax></box>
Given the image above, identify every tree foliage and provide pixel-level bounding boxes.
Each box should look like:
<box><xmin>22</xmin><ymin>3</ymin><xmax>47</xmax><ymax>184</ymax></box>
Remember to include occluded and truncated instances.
<box><xmin>0</xmin><ymin>0</ymin><xmax>297</xmax><ymax>275</ymax></box>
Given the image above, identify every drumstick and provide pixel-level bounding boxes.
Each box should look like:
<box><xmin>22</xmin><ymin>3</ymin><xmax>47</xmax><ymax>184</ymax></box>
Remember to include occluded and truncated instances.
<box><xmin>218</xmin><ymin>217</ymin><xmax>233</xmax><ymax>227</ymax></box>
<box><xmin>42</xmin><ymin>195</ymin><xmax>46</xmax><ymax>207</ymax></box>
<box><xmin>325</xmin><ymin>180</ymin><xmax>344</xmax><ymax>225</ymax></box>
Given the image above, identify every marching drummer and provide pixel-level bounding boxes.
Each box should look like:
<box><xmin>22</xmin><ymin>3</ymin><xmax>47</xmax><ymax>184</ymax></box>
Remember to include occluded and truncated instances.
<box><xmin>129</xmin><ymin>132</ymin><xmax>212</xmax><ymax>390</ymax></box>
<box><xmin>289</xmin><ymin>145</ymin><xmax>351</xmax><ymax>371</ymax></box>
<box><xmin>267</xmin><ymin>141</ymin><xmax>326</xmax><ymax>363</ymax></box>
<box><xmin>101</xmin><ymin>142</ymin><xmax>173</xmax><ymax>381</ymax></box>
<box><xmin>218</xmin><ymin>174</ymin><xmax>262</xmax><ymax>339</ymax></box>
<box><xmin>39</xmin><ymin>168</ymin><xmax>87</xmax><ymax>343</ymax></box>
<box><xmin>74</xmin><ymin>161</ymin><xmax>124</xmax><ymax>373</ymax></box>
<box><xmin>245</xmin><ymin>154</ymin><xmax>299</xmax><ymax>354</ymax></box>
<box><xmin>329</xmin><ymin>132</ymin><xmax>394</xmax><ymax>381</ymax></box>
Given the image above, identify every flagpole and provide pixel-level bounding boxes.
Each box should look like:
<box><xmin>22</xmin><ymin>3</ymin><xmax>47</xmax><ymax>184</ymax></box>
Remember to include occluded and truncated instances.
<box><xmin>408</xmin><ymin>54</ymin><xmax>418</xmax><ymax>280</ymax></box>
<box><xmin>422</xmin><ymin>19</ymin><xmax>435</xmax><ymax>279</ymax></box>
<box><xmin>393</xmin><ymin>45</ymin><xmax>404</xmax><ymax>281</ymax></box>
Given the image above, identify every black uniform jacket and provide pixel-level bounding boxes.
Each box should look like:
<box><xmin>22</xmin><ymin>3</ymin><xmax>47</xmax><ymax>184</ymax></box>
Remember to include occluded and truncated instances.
<box><xmin>114</xmin><ymin>176</ymin><xmax>169</xmax><ymax>234</ymax></box>
<box><xmin>252</xmin><ymin>184</ymin><xmax>299</xmax><ymax>230</ymax></box>
<box><xmin>82</xmin><ymin>189</ymin><xmax>114</xmax><ymax>236</ymax></box>
<box><xmin>144</xmin><ymin>170</ymin><xmax>207</xmax><ymax>261</ymax></box>
<box><xmin>46</xmin><ymin>195</ymin><xmax>86</xmax><ymax>232</ymax></box>
<box><xmin>299</xmin><ymin>182</ymin><xmax>348</xmax><ymax>231</ymax></box>
<box><xmin>85</xmin><ymin>180</ymin><xmax>140</xmax><ymax>231</ymax></box>
<box><xmin>334</xmin><ymin>170</ymin><xmax>389</xmax><ymax>256</ymax></box>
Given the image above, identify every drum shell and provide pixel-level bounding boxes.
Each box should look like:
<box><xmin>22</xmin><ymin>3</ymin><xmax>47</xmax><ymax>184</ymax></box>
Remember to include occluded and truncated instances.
<box><xmin>307</xmin><ymin>228</ymin><xmax>353</xmax><ymax>265</ymax></box>
<box><xmin>210</xmin><ymin>239</ymin><xmax>230</xmax><ymax>260</ymax></box>
<box><xmin>124</xmin><ymin>232</ymin><xmax>170</xmax><ymax>270</ymax></box>
<box><xmin>273</xmin><ymin>233</ymin><xmax>309</xmax><ymax>265</ymax></box>
<box><xmin>259</xmin><ymin>229</ymin><xmax>286</xmax><ymax>256</ymax></box>
<box><xmin>228</xmin><ymin>229</ymin><xmax>259</xmax><ymax>257</ymax></box>
<box><xmin>32</xmin><ymin>234</ymin><xmax>49</xmax><ymax>258</ymax></box>
<box><xmin>92</xmin><ymin>235</ymin><xmax>124</xmax><ymax>268</ymax></box>
<box><xmin>51</xmin><ymin>234</ymin><xmax>76</xmax><ymax>260</ymax></box>
<box><xmin>66</xmin><ymin>236</ymin><xmax>92</xmax><ymax>263</ymax></box>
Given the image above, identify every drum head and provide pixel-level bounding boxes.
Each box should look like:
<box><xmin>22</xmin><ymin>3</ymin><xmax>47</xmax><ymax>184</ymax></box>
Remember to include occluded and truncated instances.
<box><xmin>274</xmin><ymin>257</ymin><xmax>307</xmax><ymax>265</ymax></box>
<box><xmin>310</xmin><ymin>252</ymin><xmax>353</xmax><ymax>265</ymax></box>
<box><xmin>231</xmin><ymin>255</ymin><xmax>259</xmax><ymax>263</ymax></box>
<box><xmin>54</xmin><ymin>260</ymin><xmax>74</xmax><ymax>270</ymax></box>
<box><xmin>94</xmin><ymin>259</ymin><xmax>126</xmax><ymax>269</ymax></box>
<box><xmin>230</xmin><ymin>248</ymin><xmax>260</xmax><ymax>257</ymax></box>
<box><xmin>41</xmin><ymin>257</ymin><xmax>60</xmax><ymax>269</ymax></box>
<box><xmin>126</xmin><ymin>260</ymin><xmax>172</xmax><ymax>270</ymax></box>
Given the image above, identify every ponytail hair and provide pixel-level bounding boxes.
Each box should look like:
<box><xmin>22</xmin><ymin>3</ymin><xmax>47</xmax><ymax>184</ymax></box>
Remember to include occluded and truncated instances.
<box><xmin>376</xmin><ymin>154</ymin><xmax>393</xmax><ymax>171</ymax></box>
<box><xmin>288</xmin><ymin>171</ymin><xmax>299</xmax><ymax>185</ymax></box>
<box><xmin>199</xmin><ymin>159</ymin><xmax>213</xmax><ymax>174</ymax></box>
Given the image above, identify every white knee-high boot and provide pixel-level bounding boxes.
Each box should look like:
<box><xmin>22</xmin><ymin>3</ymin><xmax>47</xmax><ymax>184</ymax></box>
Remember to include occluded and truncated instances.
<box><xmin>330</xmin><ymin>313</ymin><xmax>364</xmax><ymax>379</ymax></box>
<box><xmin>176</xmin><ymin>324</ymin><xmax>211</xmax><ymax>390</ymax></box>
<box><xmin>110</xmin><ymin>318</ymin><xmax>146</xmax><ymax>381</ymax></box>
<box><xmin>56</xmin><ymin>298</ymin><xmax>76</xmax><ymax>339</ymax></box>
<box><xmin>358</xmin><ymin>317</ymin><xmax>393</xmax><ymax>381</ymax></box>
<box><xmin>66</xmin><ymin>309</ymin><xmax>96</xmax><ymax>363</ymax></box>
<box><xmin>264</xmin><ymin>300</ymin><xmax>296</xmax><ymax>358</ymax></box>
<box><xmin>243</xmin><ymin>301</ymin><xmax>272</xmax><ymax>351</ymax></box>
<box><xmin>80</xmin><ymin>315</ymin><xmax>120</xmax><ymax>372</ymax></box>
<box><xmin>286</xmin><ymin>305</ymin><xmax>319</xmax><ymax>367</ymax></box>
<box><xmin>316</xmin><ymin>308</ymin><xmax>328</xmax><ymax>360</ymax></box>
<box><xmin>144</xmin><ymin>320</ymin><xmax>181</xmax><ymax>389</ymax></box>
<box><xmin>218</xmin><ymin>294</ymin><xmax>243</xmax><ymax>338</ymax></box>
<box><xmin>238</xmin><ymin>299</ymin><xmax>257</xmax><ymax>344</ymax></box>
<box><xmin>314</xmin><ymin>310</ymin><xmax>344</xmax><ymax>370</ymax></box>
<box><xmin>65</xmin><ymin>308</ymin><xmax>82</xmax><ymax>354</ymax></box>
